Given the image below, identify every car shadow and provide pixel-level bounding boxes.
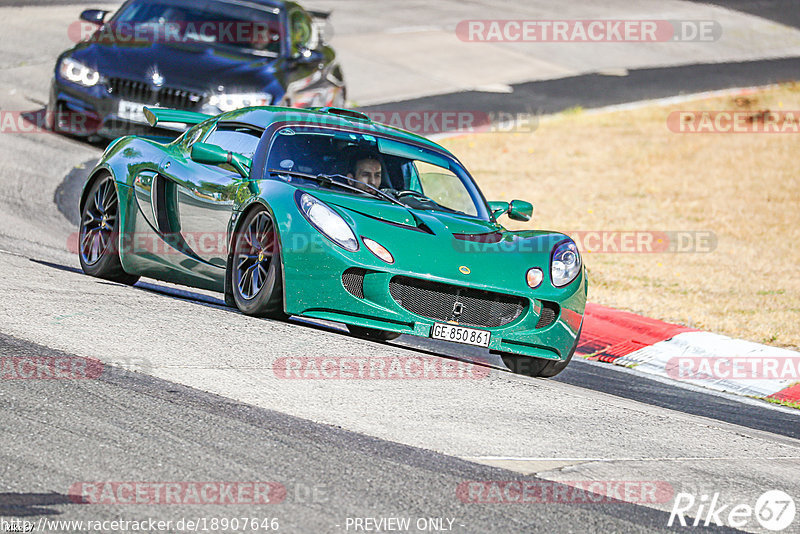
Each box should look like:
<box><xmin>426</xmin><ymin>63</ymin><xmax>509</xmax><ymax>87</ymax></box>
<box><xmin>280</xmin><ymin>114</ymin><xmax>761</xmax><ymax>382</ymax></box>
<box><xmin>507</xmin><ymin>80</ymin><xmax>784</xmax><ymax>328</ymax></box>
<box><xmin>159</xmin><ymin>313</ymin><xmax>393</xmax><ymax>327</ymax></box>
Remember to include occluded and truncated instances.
<box><xmin>55</xmin><ymin>158</ymin><xmax>99</xmax><ymax>227</ymax></box>
<box><xmin>0</xmin><ymin>492</ymin><xmax>79</xmax><ymax>517</ymax></box>
<box><xmin>29</xmin><ymin>257</ymin><xmax>501</xmax><ymax>370</ymax></box>
<box><xmin>20</xmin><ymin>108</ymin><xmax>107</xmax><ymax>148</ymax></box>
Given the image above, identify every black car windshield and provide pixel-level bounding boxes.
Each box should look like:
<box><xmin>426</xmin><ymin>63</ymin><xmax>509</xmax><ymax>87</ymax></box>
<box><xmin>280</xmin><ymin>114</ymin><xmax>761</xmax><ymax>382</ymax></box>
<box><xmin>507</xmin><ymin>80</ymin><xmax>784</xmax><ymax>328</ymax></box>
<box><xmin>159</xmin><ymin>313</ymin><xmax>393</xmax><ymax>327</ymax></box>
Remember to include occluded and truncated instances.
<box><xmin>109</xmin><ymin>0</ymin><xmax>282</xmax><ymax>56</ymax></box>
<box><xmin>266</xmin><ymin>126</ymin><xmax>491</xmax><ymax>220</ymax></box>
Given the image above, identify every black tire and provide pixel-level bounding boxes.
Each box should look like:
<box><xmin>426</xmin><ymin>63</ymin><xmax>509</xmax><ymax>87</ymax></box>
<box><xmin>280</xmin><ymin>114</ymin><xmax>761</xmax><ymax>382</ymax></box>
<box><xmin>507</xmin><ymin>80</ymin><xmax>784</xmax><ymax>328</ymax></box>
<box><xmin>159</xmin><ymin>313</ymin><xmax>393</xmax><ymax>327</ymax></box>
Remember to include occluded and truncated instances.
<box><xmin>78</xmin><ymin>174</ymin><xmax>140</xmax><ymax>286</ymax></box>
<box><xmin>500</xmin><ymin>324</ymin><xmax>583</xmax><ymax>378</ymax></box>
<box><xmin>347</xmin><ymin>325</ymin><xmax>401</xmax><ymax>341</ymax></box>
<box><xmin>230</xmin><ymin>207</ymin><xmax>286</xmax><ymax>318</ymax></box>
<box><xmin>46</xmin><ymin>96</ymin><xmax>63</xmax><ymax>134</ymax></box>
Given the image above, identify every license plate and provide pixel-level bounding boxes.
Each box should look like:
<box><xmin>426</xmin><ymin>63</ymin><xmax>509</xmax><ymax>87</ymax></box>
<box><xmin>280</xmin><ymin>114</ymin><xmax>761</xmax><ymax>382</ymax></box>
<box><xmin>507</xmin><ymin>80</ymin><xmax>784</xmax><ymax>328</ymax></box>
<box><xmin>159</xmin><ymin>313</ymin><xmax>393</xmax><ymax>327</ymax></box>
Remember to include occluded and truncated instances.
<box><xmin>118</xmin><ymin>100</ymin><xmax>148</xmax><ymax>123</ymax></box>
<box><xmin>430</xmin><ymin>323</ymin><xmax>491</xmax><ymax>347</ymax></box>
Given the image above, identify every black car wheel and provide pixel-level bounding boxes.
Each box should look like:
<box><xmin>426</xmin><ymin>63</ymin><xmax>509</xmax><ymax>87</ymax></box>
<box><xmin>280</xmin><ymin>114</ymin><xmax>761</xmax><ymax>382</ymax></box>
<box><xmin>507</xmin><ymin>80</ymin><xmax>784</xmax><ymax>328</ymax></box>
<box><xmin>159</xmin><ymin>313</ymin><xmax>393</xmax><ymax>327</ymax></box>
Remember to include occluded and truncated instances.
<box><xmin>347</xmin><ymin>325</ymin><xmax>401</xmax><ymax>342</ymax></box>
<box><xmin>230</xmin><ymin>207</ymin><xmax>286</xmax><ymax>318</ymax></box>
<box><xmin>78</xmin><ymin>174</ymin><xmax>140</xmax><ymax>285</ymax></box>
<box><xmin>46</xmin><ymin>99</ymin><xmax>65</xmax><ymax>134</ymax></box>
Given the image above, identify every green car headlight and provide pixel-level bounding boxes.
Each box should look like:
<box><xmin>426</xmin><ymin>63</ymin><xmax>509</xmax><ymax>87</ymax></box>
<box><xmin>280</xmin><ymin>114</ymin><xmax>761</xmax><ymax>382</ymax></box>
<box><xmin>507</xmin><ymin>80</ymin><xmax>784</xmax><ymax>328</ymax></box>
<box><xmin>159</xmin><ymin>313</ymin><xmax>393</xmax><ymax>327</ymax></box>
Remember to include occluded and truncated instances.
<box><xmin>297</xmin><ymin>193</ymin><xmax>359</xmax><ymax>252</ymax></box>
<box><xmin>60</xmin><ymin>57</ymin><xmax>101</xmax><ymax>87</ymax></box>
<box><xmin>551</xmin><ymin>240</ymin><xmax>581</xmax><ymax>287</ymax></box>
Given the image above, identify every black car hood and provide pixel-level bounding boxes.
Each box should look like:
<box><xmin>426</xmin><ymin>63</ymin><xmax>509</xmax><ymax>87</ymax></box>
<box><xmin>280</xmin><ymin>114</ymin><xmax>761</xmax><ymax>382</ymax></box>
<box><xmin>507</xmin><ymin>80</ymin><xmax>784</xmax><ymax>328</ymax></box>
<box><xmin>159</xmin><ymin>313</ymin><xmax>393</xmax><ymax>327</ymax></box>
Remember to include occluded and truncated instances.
<box><xmin>68</xmin><ymin>36</ymin><xmax>280</xmax><ymax>93</ymax></box>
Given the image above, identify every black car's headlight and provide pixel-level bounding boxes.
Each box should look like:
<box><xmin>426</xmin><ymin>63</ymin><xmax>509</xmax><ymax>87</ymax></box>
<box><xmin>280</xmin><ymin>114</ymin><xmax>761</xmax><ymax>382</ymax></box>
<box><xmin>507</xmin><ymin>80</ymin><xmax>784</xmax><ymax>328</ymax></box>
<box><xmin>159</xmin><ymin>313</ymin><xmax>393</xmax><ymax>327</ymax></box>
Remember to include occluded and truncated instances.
<box><xmin>551</xmin><ymin>240</ymin><xmax>581</xmax><ymax>287</ymax></box>
<box><xmin>297</xmin><ymin>193</ymin><xmax>359</xmax><ymax>252</ymax></box>
<box><xmin>59</xmin><ymin>57</ymin><xmax>101</xmax><ymax>87</ymax></box>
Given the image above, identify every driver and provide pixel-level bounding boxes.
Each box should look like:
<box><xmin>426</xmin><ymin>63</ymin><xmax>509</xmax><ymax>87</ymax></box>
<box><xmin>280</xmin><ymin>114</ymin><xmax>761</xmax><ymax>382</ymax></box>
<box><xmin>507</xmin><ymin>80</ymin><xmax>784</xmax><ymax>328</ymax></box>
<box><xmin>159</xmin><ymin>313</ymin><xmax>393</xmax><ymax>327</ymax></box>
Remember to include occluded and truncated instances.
<box><xmin>347</xmin><ymin>154</ymin><xmax>383</xmax><ymax>190</ymax></box>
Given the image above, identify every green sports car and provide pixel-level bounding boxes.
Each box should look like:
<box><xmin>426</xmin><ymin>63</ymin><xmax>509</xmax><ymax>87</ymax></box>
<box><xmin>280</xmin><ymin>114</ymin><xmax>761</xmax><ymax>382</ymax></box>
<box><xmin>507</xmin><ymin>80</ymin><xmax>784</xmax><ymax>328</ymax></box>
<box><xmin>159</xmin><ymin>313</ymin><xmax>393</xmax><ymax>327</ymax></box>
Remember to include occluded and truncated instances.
<box><xmin>78</xmin><ymin>106</ymin><xmax>586</xmax><ymax>377</ymax></box>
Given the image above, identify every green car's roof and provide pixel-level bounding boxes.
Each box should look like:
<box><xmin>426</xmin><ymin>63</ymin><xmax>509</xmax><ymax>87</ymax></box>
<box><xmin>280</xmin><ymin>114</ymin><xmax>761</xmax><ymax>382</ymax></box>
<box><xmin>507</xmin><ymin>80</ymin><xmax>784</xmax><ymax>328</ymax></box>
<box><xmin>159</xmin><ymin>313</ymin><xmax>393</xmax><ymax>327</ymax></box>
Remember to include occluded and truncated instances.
<box><xmin>217</xmin><ymin>106</ymin><xmax>455</xmax><ymax>156</ymax></box>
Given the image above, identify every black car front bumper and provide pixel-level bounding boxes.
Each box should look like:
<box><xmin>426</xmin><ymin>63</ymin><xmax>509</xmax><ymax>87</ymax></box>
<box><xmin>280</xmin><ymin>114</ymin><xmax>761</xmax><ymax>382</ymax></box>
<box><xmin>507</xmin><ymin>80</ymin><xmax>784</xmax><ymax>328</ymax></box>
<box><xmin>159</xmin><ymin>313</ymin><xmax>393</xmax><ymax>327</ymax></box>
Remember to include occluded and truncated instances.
<box><xmin>48</xmin><ymin>77</ymin><xmax>194</xmax><ymax>140</ymax></box>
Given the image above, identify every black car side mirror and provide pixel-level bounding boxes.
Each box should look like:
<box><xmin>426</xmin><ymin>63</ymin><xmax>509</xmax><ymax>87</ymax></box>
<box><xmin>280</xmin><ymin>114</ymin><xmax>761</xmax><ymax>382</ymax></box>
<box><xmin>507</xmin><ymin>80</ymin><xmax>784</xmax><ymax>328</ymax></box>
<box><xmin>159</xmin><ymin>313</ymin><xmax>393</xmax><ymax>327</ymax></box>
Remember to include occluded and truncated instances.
<box><xmin>292</xmin><ymin>48</ymin><xmax>324</xmax><ymax>65</ymax></box>
<box><xmin>80</xmin><ymin>9</ymin><xmax>109</xmax><ymax>24</ymax></box>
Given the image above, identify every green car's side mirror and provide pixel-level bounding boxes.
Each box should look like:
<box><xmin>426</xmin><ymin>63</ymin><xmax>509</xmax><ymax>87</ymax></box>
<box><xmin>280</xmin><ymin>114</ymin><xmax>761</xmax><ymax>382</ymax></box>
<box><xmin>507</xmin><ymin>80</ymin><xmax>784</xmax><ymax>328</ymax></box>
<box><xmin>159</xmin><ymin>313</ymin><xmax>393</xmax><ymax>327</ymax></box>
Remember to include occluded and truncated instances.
<box><xmin>191</xmin><ymin>142</ymin><xmax>252</xmax><ymax>179</ymax></box>
<box><xmin>509</xmin><ymin>200</ymin><xmax>533</xmax><ymax>221</ymax></box>
<box><xmin>488</xmin><ymin>200</ymin><xmax>533</xmax><ymax>222</ymax></box>
<box><xmin>488</xmin><ymin>201</ymin><xmax>510</xmax><ymax>219</ymax></box>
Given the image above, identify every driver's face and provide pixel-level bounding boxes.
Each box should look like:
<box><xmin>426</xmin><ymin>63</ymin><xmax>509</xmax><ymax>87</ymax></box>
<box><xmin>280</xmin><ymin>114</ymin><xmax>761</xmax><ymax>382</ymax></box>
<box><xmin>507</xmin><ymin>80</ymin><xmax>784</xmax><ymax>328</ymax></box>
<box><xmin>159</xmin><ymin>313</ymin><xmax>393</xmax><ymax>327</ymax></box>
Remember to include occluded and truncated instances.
<box><xmin>349</xmin><ymin>159</ymin><xmax>382</xmax><ymax>189</ymax></box>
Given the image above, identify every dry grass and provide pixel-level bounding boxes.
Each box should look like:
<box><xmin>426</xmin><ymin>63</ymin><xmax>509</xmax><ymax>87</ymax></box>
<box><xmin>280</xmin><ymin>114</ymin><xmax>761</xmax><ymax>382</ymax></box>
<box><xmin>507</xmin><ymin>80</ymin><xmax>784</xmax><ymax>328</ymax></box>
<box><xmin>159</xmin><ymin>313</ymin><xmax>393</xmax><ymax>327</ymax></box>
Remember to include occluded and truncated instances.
<box><xmin>441</xmin><ymin>83</ymin><xmax>800</xmax><ymax>350</ymax></box>
<box><xmin>765</xmin><ymin>396</ymin><xmax>800</xmax><ymax>410</ymax></box>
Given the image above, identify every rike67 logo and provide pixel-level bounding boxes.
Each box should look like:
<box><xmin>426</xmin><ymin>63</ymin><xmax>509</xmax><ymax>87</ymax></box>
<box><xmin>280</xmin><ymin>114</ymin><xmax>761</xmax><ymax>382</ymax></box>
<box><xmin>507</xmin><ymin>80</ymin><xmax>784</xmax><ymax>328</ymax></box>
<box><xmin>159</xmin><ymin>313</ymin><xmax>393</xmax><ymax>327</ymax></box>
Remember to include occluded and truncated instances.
<box><xmin>669</xmin><ymin>490</ymin><xmax>796</xmax><ymax>531</ymax></box>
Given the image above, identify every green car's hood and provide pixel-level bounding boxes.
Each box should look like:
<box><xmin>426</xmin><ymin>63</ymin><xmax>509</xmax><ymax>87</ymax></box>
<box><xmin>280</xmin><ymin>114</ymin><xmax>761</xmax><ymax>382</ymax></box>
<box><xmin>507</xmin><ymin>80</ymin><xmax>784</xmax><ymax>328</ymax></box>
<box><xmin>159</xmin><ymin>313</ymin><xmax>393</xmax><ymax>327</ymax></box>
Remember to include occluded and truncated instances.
<box><xmin>307</xmin><ymin>190</ymin><xmax>571</xmax><ymax>296</ymax></box>
<box><xmin>313</xmin><ymin>189</ymin><xmax>500</xmax><ymax>234</ymax></box>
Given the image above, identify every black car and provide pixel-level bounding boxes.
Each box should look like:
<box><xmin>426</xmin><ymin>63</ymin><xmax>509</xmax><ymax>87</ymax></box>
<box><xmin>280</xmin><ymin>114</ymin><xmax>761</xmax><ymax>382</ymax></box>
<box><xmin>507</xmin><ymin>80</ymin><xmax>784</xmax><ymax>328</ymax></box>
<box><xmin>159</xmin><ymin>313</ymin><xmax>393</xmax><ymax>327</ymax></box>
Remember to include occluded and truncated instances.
<box><xmin>48</xmin><ymin>0</ymin><xmax>346</xmax><ymax>140</ymax></box>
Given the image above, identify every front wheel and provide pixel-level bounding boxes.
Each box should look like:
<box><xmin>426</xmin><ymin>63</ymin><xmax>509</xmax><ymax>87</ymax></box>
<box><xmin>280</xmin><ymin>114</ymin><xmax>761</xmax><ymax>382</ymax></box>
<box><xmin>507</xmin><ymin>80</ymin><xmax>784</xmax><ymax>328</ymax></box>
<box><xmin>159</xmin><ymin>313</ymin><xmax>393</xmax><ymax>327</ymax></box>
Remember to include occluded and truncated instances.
<box><xmin>499</xmin><ymin>324</ymin><xmax>583</xmax><ymax>378</ymax></box>
<box><xmin>78</xmin><ymin>174</ymin><xmax>139</xmax><ymax>286</ymax></box>
<box><xmin>230</xmin><ymin>207</ymin><xmax>286</xmax><ymax>319</ymax></box>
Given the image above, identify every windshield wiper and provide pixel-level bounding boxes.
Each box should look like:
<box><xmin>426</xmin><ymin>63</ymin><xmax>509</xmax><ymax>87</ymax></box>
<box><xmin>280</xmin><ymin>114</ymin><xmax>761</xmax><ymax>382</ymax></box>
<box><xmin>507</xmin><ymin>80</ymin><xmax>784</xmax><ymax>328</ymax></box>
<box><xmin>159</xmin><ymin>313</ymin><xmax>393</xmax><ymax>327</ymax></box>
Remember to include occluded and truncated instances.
<box><xmin>268</xmin><ymin>169</ymin><xmax>406</xmax><ymax>207</ymax></box>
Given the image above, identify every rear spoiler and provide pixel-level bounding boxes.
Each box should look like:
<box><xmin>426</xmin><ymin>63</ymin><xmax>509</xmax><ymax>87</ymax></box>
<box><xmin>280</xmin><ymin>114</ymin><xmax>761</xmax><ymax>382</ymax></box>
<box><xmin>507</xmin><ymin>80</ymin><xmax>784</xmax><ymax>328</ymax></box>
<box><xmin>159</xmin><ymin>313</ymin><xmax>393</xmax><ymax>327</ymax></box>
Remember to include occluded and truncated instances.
<box><xmin>143</xmin><ymin>107</ymin><xmax>213</xmax><ymax>128</ymax></box>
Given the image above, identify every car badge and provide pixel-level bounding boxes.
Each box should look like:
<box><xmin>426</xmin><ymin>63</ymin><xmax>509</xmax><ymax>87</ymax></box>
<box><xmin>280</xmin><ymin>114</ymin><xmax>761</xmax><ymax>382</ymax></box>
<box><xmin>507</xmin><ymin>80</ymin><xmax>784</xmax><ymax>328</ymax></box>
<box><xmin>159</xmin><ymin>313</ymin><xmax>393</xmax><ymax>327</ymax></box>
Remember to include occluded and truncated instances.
<box><xmin>151</xmin><ymin>71</ymin><xmax>165</xmax><ymax>88</ymax></box>
<box><xmin>459</xmin><ymin>266</ymin><xmax>471</xmax><ymax>275</ymax></box>
<box><xmin>453</xmin><ymin>302</ymin><xmax>464</xmax><ymax>318</ymax></box>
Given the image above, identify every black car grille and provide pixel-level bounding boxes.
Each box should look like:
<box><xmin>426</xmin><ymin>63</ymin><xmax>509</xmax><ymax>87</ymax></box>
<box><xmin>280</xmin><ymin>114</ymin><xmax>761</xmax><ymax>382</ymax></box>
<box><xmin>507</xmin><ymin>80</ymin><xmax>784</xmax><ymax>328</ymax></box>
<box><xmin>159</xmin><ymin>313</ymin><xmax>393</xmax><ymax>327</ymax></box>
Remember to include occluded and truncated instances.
<box><xmin>388</xmin><ymin>276</ymin><xmax>526</xmax><ymax>328</ymax></box>
<box><xmin>342</xmin><ymin>268</ymin><xmax>367</xmax><ymax>299</ymax></box>
<box><xmin>108</xmin><ymin>78</ymin><xmax>203</xmax><ymax>110</ymax></box>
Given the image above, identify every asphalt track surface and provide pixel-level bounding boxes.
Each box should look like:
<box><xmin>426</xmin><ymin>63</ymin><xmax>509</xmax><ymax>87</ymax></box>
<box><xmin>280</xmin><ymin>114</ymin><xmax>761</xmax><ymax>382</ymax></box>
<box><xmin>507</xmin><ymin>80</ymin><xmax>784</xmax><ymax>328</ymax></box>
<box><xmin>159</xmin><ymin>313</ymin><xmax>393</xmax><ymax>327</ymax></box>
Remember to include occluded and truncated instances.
<box><xmin>686</xmin><ymin>0</ymin><xmax>800</xmax><ymax>30</ymax></box>
<box><xmin>361</xmin><ymin>57</ymin><xmax>800</xmax><ymax>117</ymax></box>
<box><xmin>1</xmin><ymin>332</ymin><xmax>724</xmax><ymax>534</ymax></box>
<box><xmin>47</xmin><ymin>162</ymin><xmax>800</xmax><ymax>443</ymax></box>
<box><xmin>2</xmin><ymin>1</ymin><xmax>800</xmax><ymax>533</ymax></box>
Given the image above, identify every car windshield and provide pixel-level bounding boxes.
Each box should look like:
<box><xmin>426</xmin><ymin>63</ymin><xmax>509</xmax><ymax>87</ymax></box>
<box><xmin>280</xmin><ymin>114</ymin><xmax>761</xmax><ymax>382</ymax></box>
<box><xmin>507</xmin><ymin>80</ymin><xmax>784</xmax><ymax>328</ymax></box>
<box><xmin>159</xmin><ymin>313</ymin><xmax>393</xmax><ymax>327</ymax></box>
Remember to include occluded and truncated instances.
<box><xmin>110</xmin><ymin>0</ymin><xmax>282</xmax><ymax>56</ymax></box>
<box><xmin>266</xmin><ymin>126</ymin><xmax>490</xmax><ymax>220</ymax></box>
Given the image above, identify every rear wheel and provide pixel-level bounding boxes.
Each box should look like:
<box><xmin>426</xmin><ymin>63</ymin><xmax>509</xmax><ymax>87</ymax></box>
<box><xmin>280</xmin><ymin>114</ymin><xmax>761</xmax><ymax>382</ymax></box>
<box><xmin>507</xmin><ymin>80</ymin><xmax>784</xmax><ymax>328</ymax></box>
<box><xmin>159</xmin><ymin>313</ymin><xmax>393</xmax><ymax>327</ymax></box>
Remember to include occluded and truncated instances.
<box><xmin>230</xmin><ymin>207</ymin><xmax>286</xmax><ymax>319</ymax></box>
<box><xmin>347</xmin><ymin>325</ymin><xmax>401</xmax><ymax>342</ymax></box>
<box><xmin>78</xmin><ymin>174</ymin><xmax>139</xmax><ymax>285</ymax></box>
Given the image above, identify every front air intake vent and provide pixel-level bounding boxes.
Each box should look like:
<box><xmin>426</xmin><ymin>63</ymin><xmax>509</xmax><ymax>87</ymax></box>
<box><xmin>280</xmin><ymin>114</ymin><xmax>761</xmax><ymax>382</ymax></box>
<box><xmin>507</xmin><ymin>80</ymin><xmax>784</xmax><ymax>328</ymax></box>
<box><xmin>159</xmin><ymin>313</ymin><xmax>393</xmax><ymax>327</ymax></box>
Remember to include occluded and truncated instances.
<box><xmin>389</xmin><ymin>276</ymin><xmax>526</xmax><ymax>328</ymax></box>
<box><xmin>535</xmin><ymin>301</ymin><xmax>560</xmax><ymax>329</ymax></box>
<box><xmin>342</xmin><ymin>268</ymin><xmax>367</xmax><ymax>299</ymax></box>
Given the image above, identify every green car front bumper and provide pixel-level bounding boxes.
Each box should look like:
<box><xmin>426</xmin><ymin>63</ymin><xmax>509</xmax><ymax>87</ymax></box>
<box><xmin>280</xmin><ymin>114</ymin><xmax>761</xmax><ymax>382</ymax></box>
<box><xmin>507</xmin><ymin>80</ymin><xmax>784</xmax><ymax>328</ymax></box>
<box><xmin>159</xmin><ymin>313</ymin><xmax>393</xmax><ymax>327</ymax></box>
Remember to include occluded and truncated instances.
<box><xmin>276</xmin><ymin>202</ymin><xmax>587</xmax><ymax>363</ymax></box>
